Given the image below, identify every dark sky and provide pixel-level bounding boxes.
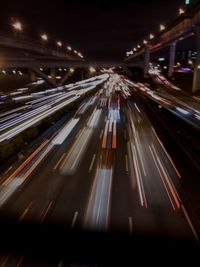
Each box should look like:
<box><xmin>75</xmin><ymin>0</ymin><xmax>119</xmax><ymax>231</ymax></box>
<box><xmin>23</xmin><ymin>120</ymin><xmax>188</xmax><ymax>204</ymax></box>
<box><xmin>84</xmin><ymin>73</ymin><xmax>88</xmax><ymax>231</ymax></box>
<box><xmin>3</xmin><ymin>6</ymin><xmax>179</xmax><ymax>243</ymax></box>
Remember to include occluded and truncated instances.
<box><xmin>0</xmin><ymin>0</ymin><xmax>191</xmax><ymax>61</ymax></box>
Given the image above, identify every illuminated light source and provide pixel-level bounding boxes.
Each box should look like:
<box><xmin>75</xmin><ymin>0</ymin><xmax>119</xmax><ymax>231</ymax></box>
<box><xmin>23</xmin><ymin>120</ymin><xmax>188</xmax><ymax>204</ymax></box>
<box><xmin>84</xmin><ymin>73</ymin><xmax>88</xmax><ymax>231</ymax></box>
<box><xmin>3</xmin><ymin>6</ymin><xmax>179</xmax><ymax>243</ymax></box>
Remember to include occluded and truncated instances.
<box><xmin>57</xmin><ymin>41</ymin><xmax>62</xmax><ymax>47</ymax></box>
<box><xmin>67</xmin><ymin>46</ymin><xmax>72</xmax><ymax>51</ymax></box>
<box><xmin>41</xmin><ymin>33</ymin><xmax>48</xmax><ymax>41</ymax></box>
<box><xmin>133</xmin><ymin>48</ymin><xmax>137</xmax><ymax>51</ymax></box>
<box><xmin>158</xmin><ymin>57</ymin><xmax>165</xmax><ymax>62</ymax></box>
<box><xmin>179</xmin><ymin>8</ymin><xmax>185</xmax><ymax>15</ymax></box>
<box><xmin>40</xmin><ymin>68</ymin><xmax>43</xmax><ymax>71</ymax></box>
<box><xmin>137</xmin><ymin>45</ymin><xmax>141</xmax><ymax>49</ymax></box>
<box><xmin>163</xmin><ymin>66</ymin><xmax>167</xmax><ymax>69</ymax></box>
<box><xmin>70</xmin><ymin>68</ymin><xmax>74</xmax><ymax>73</ymax></box>
<box><xmin>143</xmin><ymin>39</ymin><xmax>148</xmax><ymax>44</ymax></box>
<box><xmin>197</xmin><ymin>65</ymin><xmax>200</xmax><ymax>69</ymax></box>
<box><xmin>74</xmin><ymin>50</ymin><xmax>78</xmax><ymax>54</ymax></box>
<box><xmin>176</xmin><ymin>107</ymin><xmax>189</xmax><ymax>115</ymax></box>
<box><xmin>2</xmin><ymin>70</ymin><xmax>6</xmax><ymax>75</ymax></box>
<box><xmin>12</xmin><ymin>21</ymin><xmax>22</xmax><ymax>31</ymax></box>
<box><xmin>188</xmin><ymin>59</ymin><xmax>193</xmax><ymax>65</ymax></box>
<box><xmin>160</xmin><ymin>24</ymin><xmax>165</xmax><ymax>31</ymax></box>
<box><xmin>150</xmin><ymin>33</ymin><xmax>154</xmax><ymax>39</ymax></box>
<box><xmin>89</xmin><ymin>67</ymin><xmax>96</xmax><ymax>73</ymax></box>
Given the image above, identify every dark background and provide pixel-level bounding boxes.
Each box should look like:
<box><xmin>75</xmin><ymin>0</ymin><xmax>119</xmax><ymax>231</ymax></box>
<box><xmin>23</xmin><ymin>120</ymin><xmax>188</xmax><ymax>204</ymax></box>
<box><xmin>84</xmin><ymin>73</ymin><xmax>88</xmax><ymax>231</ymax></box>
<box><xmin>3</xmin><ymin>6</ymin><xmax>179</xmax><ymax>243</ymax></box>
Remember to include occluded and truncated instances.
<box><xmin>0</xmin><ymin>1</ymin><xmax>196</xmax><ymax>60</ymax></box>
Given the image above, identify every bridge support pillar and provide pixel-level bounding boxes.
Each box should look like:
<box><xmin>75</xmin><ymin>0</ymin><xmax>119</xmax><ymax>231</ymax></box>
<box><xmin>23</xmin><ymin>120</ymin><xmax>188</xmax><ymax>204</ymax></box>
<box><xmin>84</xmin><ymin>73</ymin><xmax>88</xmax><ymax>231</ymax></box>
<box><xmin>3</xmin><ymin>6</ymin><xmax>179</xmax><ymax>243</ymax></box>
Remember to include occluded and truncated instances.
<box><xmin>29</xmin><ymin>70</ymin><xmax>37</xmax><ymax>82</ymax></box>
<box><xmin>168</xmin><ymin>42</ymin><xmax>176</xmax><ymax>78</ymax></box>
<box><xmin>193</xmin><ymin>25</ymin><xmax>200</xmax><ymax>93</ymax></box>
<box><xmin>144</xmin><ymin>45</ymin><xmax>150</xmax><ymax>78</ymax></box>
<box><xmin>50</xmin><ymin>68</ymin><xmax>56</xmax><ymax>82</ymax></box>
<box><xmin>31</xmin><ymin>68</ymin><xmax>58</xmax><ymax>87</ymax></box>
<box><xmin>60</xmin><ymin>68</ymin><xmax>75</xmax><ymax>84</ymax></box>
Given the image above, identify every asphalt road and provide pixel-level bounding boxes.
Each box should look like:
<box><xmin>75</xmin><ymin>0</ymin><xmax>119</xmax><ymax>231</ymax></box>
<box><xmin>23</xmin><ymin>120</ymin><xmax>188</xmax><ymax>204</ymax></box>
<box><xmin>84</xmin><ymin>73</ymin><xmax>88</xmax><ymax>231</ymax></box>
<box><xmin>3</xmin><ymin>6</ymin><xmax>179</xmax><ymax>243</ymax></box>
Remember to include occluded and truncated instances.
<box><xmin>0</xmin><ymin>74</ymin><xmax>199</xmax><ymax>266</ymax></box>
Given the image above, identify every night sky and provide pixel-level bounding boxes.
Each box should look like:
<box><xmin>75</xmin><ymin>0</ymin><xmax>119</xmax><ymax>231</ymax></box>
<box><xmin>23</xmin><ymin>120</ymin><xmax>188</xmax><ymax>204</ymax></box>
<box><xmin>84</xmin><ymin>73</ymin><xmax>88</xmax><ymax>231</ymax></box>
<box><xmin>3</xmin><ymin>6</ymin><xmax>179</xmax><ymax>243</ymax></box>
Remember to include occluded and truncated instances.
<box><xmin>0</xmin><ymin>0</ymin><xmax>191</xmax><ymax>61</ymax></box>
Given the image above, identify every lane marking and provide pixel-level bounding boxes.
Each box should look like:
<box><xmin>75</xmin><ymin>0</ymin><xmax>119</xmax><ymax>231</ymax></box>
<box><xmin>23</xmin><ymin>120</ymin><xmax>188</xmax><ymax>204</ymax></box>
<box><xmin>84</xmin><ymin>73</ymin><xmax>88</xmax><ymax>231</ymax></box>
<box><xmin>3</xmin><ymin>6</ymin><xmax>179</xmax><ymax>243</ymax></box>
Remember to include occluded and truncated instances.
<box><xmin>71</xmin><ymin>211</ymin><xmax>79</xmax><ymax>228</ymax></box>
<box><xmin>53</xmin><ymin>153</ymin><xmax>66</xmax><ymax>171</ymax></box>
<box><xmin>181</xmin><ymin>205</ymin><xmax>200</xmax><ymax>244</ymax></box>
<box><xmin>125</xmin><ymin>155</ymin><xmax>129</xmax><ymax>172</ymax></box>
<box><xmin>151</xmin><ymin>126</ymin><xmax>181</xmax><ymax>178</ymax></box>
<box><xmin>88</xmin><ymin>154</ymin><xmax>96</xmax><ymax>172</ymax></box>
<box><xmin>99</xmin><ymin>129</ymin><xmax>104</xmax><ymax>139</ymax></box>
<box><xmin>18</xmin><ymin>201</ymin><xmax>33</xmax><ymax>222</ymax></box>
<box><xmin>132</xmin><ymin>145</ymin><xmax>148</xmax><ymax>208</ymax></box>
<box><xmin>40</xmin><ymin>201</ymin><xmax>53</xmax><ymax>223</ymax></box>
<box><xmin>129</xmin><ymin>217</ymin><xmax>133</xmax><ymax>235</ymax></box>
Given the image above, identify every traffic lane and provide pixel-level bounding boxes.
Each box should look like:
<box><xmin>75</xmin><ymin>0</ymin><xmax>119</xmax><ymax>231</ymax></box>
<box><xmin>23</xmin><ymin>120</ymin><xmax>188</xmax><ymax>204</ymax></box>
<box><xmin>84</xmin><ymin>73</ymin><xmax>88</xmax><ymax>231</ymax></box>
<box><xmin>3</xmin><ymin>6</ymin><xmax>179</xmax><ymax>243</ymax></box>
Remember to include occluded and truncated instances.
<box><xmin>118</xmin><ymin>101</ymin><xmax>197</xmax><ymax>240</ymax></box>
<box><xmin>0</xmin><ymin>99</ymin><xmax>109</xmax><ymax>266</ymax></box>
<box><xmin>134</xmin><ymin>92</ymin><xmax>200</xmax><ymax>236</ymax></box>
<box><xmin>45</xmin><ymin>108</ymin><xmax>109</xmax><ymax>228</ymax></box>
<box><xmin>109</xmin><ymin>106</ymin><xmax>135</xmax><ymax>233</ymax></box>
<box><xmin>16</xmin><ymin>102</ymin><xmax>108</xmax><ymax>226</ymax></box>
<box><xmin>128</xmin><ymin>102</ymin><xmax>197</xmax><ymax>239</ymax></box>
<box><xmin>0</xmin><ymin>102</ymin><xmax>100</xmax><ymax>221</ymax></box>
<box><xmin>109</xmin><ymin>103</ymin><xmax>185</xmax><ymax>237</ymax></box>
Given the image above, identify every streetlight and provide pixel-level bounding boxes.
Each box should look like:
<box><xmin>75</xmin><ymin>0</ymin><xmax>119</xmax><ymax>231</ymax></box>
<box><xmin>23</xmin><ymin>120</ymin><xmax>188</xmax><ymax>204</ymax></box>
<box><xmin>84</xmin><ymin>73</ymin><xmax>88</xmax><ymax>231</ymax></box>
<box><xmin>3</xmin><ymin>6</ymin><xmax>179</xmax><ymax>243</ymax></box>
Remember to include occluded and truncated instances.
<box><xmin>160</xmin><ymin>24</ymin><xmax>165</xmax><ymax>31</ymax></box>
<box><xmin>89</xmin><ymin>67</ymin><xmax>96</xmax><ymax>73</ymax></box>
<box><xmin>133</xmin><ymin>47</ymin><xmax>137</xmax><ymax>51</ymax></box>
<box><xmin>179</xmin><ymin>8</ymin><xmax>185</xmax><ymax>15</ymax></box>
<box><xmin>143</xmin><ymin>39</ymin><xmax>148</xmax><ymax>44</ymax></box>
<box><xmin>150</xmin><ymin>33</ymin><xmax>154</xmax><ymax>39</ymax></box>
<box><xmin>67</xmin><ymin>46</ymin><xmax>72</xmax><ymax>51</ymax></box>
<box><xmin>74</xmin><ymin>50</ymin><xmax>78</xmax><ymax>54</ymax></box>
<box><xmin>57</xmin><ymin>41</ymin><xmax>62</xmax><ymax>47</ymax></box>
<box><xmin>12</xmin><ymin>21</ymin><xmax>22</xmax><ymax>32</ymax></box>
<box><xmin>137</xmin><ymin>45</ymin><xmax>141</xmax><ymax>49</ymax></box>
<box><xmin>41</xmin><ymin>33</ymin><xmax>48</xmax><ymax>41</ymax></box>
<box><xmin>70</xmin><ymin>68</ymin><xmax>74</xmax><ymax>73</ymax></box>
<box><xmin>12</xmin><ymin>21</ymin><xmax>22</xmax><ymax>31</ymax></box>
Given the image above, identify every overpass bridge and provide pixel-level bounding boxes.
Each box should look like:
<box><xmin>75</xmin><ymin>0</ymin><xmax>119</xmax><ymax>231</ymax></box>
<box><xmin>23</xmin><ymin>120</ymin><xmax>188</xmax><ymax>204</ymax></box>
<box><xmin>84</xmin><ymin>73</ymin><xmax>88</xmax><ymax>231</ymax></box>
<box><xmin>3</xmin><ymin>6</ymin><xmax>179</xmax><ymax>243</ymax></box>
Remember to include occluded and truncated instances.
<box><xmin>125</xmin><ymin>1</ymin><xmax>200</xmax><ymax>93</ymax></box>
<box><xmin>0</xmin><ymin>32</ymin><xmax>142</xmax><ymax>87</ymax></box>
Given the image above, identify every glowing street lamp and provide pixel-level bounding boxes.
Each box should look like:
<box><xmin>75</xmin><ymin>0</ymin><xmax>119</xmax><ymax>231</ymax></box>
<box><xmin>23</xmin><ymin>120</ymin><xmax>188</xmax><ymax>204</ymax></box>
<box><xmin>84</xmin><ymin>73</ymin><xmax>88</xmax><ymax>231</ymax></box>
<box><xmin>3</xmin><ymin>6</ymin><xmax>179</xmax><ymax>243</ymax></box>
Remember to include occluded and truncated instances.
<box><xmin>89</xmin><ymin>67</ymin><xmax>96</xmax><ymax>73</ymax></box>
<box><xmin>12</xmin><ymin>21</ymin><xmax>22</xmax><ymax>31</ymax></box>
<box><xmin>41</xmin><ymin>33</ymin><xmax>48</xmax><ymax>41</ymax></box>
<box><xmin>137</xmin><ymin>45</ymin><xmax>141</xmax><ymax>49</ymax></box>
<box><xmin>67</xmin><ymin>46</ymin><xmax>72</xmax><ymax>51</ymax></box>
<box><xmin>143</xmin><ymin>39</ymin><xmax>148</xmax><ymax>45</ymax></box>
<box><xmin>70</xmin><ymin>68</ymin><xmax>74</xmax><ymax>73</ymax></box>
<box><xmin>160</xmin><ymin>24</ymin><xmax>165</xmax><ymax>31</ymax></box>
<box><xmin>150</xmin><ymin>33</ymin><xmax>154</xmax><ymax>39</ymax></box>
<box><xmin>179</xmin><ymin>8</ymin><xmax>185</xmax><ymax>15</ymax></box>
<box><xmin>57</xmin><ymin>41</ymin><xmax>62</xmax><ymax>47</ymax></box>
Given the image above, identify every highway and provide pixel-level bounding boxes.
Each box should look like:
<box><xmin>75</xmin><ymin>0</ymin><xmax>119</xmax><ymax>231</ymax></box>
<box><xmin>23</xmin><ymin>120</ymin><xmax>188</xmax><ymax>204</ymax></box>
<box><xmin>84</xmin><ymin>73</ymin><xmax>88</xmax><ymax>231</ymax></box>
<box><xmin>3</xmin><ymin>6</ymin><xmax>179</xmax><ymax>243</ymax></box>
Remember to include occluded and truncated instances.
<box><xmin>0</xmin><ymin>73</ymin><xmax>199</xmax><ymax>266</ymax></box>
<box><xmin>0</xmin><ymin>74</ymin><xmax>108</xmax><ymax>142</ymax></box>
